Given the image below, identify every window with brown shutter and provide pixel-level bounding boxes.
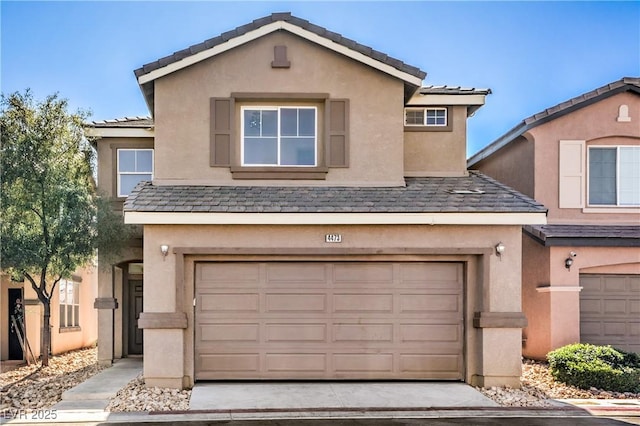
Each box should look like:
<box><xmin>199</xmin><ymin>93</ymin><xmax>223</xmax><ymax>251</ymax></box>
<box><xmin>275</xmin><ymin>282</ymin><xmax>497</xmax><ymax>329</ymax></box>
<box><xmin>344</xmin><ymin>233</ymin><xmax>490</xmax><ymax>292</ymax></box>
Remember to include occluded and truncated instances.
<box><xmin>211</xmin><ymin>93</ymin><xmax>349</xmax><ymax>179</ymax></box>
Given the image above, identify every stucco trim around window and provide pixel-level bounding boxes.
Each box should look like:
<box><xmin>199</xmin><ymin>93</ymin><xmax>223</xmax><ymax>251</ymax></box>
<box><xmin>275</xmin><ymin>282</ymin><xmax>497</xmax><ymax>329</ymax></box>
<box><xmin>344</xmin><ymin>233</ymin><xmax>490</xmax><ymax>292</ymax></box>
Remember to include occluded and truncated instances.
<box><xmin>109</xmin><ymin>142</ymin><xmax>154</xmax><ymax>200</ymax></box>
<box><xmin>211</xmin><ymin>94</ymin><xmax>349</xmax><ymax>177</ymax></box>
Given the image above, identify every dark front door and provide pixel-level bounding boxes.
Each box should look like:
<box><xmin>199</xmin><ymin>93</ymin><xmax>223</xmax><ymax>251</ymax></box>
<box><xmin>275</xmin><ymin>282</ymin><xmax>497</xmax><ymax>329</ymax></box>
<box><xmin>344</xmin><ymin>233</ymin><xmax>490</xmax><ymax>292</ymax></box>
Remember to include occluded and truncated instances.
<box><xmin>8</xmin><ymin>288</ymin><xmax>24</xmax><ymax>360</ymax></box>
<box><xmin>128</xmin><ymin>280</ymin><xmax>143</xmax><ymax>355</ymax></box>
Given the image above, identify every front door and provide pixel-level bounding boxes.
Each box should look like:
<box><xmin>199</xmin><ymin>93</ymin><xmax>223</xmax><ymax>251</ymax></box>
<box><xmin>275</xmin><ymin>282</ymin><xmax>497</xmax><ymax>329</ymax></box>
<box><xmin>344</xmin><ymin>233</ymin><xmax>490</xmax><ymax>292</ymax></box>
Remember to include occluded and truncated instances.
<box><xmin>128</xmin><ymin>280</ymin><xmax>143</xmax><ymax>355</ymax></box>
<box><xmin>8</xmin><ymin>288</ymin><xmax>24</xmax><ymax>360</ymax></box>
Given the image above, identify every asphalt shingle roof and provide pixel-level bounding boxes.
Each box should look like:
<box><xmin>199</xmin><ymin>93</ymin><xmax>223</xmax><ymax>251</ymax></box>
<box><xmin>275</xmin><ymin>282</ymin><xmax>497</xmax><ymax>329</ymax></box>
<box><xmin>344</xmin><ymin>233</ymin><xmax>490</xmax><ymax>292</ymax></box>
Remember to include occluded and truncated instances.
<box><xmin>524</xmin><ymin>224</ymin><xmax>640</xmax><ymax>247</ymax></box>
<box><xmin>124</xmin><ymin>171</ymin><xmax>546</xmax><ymax>214</ymax></box>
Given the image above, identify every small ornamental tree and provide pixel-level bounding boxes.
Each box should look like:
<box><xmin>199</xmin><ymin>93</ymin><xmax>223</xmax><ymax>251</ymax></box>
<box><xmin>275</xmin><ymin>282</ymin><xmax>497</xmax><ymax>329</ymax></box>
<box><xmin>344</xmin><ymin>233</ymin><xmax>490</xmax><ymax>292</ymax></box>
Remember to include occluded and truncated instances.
<box><xmin>1</xmin><ymin>90</ymin><xmax>128</xmax><ymax>366</ymax></box>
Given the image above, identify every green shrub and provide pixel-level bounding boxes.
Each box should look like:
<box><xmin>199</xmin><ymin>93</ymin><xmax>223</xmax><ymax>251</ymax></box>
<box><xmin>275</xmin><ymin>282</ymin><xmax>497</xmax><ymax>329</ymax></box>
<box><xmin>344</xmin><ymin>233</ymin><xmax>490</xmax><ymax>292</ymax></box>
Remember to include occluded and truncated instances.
<box><xmin>547</xmin><ymin>343</ymin><xmax>640</xmax><ymax>393</ymax></box>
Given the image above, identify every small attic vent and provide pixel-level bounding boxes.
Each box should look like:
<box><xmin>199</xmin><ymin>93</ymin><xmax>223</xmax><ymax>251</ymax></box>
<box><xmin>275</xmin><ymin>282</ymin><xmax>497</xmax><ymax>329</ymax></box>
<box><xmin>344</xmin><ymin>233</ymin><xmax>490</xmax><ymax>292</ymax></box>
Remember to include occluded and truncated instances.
<box><xmin>450</xmin><ymin>189</ymin><xmax>485</xmax><ymax>194</ymax></box>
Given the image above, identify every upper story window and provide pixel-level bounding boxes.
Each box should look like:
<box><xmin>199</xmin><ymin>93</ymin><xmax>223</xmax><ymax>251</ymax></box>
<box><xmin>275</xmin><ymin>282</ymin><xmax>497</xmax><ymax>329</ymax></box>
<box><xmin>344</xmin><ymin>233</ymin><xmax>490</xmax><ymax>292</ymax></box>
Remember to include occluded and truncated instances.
<box><xmin>588</xmin><ymin>146</ymin><xmax>640</xmax><ymax>206</ymax></box>
<box><xmin>117</xmin><ymin>149</ymin><xmax>153</xmax><ymax>197</ymax></box>
<box><xmin>405</xmin><ymin>107</ymin><xmax>447</xmax><ymax>126</ymax></box>
<box><xmin>59</xmin><ymin>279</ymin><xmax>79</xmax><ymax>328</ymax></box>
<box><xmin>241</xmin><ymin>107</ymin><xmax>317</xmax><ymax>166</ymax></box>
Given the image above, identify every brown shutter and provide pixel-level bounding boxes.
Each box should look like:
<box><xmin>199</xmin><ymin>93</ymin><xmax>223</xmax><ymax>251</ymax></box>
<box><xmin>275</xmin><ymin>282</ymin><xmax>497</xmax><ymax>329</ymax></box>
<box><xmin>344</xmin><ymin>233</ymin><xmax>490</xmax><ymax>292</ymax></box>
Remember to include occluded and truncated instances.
<box><xmin>210</xmin><ymin>98</ymin><xmax>234</xmax><ymax>166</ymax></box>
<box><xmin>326</xmin><ymin>99</ymin><xmax>349</xmax><ymax>167</ymax></box>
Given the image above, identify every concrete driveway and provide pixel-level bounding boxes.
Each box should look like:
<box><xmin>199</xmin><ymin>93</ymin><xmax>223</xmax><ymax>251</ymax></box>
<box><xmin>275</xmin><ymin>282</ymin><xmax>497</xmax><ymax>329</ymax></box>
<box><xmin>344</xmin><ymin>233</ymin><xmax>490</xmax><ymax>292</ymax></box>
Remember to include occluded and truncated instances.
<box><xmin>189</xmin><ymin>382</ymin><xmax>498</xmax><ymax>411</ymax></box>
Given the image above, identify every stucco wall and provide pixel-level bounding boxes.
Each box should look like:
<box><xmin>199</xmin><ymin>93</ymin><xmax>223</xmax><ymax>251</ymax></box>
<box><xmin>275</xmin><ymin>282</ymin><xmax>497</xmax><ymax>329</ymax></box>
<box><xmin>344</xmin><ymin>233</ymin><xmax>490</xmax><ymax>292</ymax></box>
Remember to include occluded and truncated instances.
<box><xmin>95</xmin><ymin>137</ymin><xmax>154</xmax><ymax>201</ymax></box>
<box><xmin>153</xmin><ymin>31</ymin><xmax>406</xmax><ymax>186</ymax></box>
<box><xmin>404</xmin><ymin>105</ymin><xmax>469</xmax><ymax>177</ymax></box>
<box><xmin>523</xmin><ymin>235</ymin><xmax>640</xmax><ymax>359</ymax></box>
<box><xmin>529</xmin><ymin>91</ymin><xmax>639</xmax><ymax>222</ymax></box>
<box><xmin>471</xmin><ymin>135</ymin><xmax>534</xmax><ymax>198</ymax></box>
<box><xmin>140</xmin><ymin>223</ymin><xmax>525</xmax><ymax>388</ymax></box>
<box><xmin>1</xmin><ymin>266</ymin><xmax>97</xmax><ymax>362</ymax></box>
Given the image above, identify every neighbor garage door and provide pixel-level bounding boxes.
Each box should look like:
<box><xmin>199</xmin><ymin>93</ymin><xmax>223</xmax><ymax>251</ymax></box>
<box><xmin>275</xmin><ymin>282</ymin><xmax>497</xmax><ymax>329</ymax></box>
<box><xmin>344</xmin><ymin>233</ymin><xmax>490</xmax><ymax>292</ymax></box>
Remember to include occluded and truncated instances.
<box><xmin>580</xmin><ymin>274</ymin><xmax>640</xmax><ymax>353</ymax></box>
<box><xmin>195</xmin><ymin>261</ymin><xmax>464</xmax><ymax>380</ymax></box>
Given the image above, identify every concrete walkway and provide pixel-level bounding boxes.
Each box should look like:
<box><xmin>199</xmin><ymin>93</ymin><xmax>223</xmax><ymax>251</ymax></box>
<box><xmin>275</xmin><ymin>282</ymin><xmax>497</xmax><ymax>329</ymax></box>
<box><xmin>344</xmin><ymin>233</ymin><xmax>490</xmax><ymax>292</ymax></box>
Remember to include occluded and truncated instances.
<box><xmin>51</xmin><ymin>358</ymin><xmax>142</xmax><ymax>411</ymax></box>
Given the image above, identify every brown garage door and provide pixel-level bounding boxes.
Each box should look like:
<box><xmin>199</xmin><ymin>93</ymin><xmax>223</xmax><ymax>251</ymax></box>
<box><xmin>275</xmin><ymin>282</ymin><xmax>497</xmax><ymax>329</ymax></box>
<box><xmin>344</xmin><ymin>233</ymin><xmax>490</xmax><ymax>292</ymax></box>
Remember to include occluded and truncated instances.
<box><xmin>195</xmin><ymin>261</ymin><xmax>464</xmax><ymax>380</ymax></box>
<box><xmin>580</xmin><ymin>274</ymin><xmax>640</xmax><ymax>353</ymax></box>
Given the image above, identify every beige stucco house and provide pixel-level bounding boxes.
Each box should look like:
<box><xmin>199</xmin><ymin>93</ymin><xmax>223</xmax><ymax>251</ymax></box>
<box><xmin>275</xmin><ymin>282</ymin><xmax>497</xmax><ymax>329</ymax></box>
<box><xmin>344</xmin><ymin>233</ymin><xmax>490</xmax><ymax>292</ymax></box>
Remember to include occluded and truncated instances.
<box><xmin>469</xmin><ymin>77</ymin><xmax>640</xmax><ymax>359</ymax></box>
<box><xmin>1</xmin><ymin>267</ymin><xmax>98</xmax><ymax>368</ymax></box>
<box><xmin>88</xmin><ymin>13</ymin><xmax>547</xmax><ymax>389</ymax></box>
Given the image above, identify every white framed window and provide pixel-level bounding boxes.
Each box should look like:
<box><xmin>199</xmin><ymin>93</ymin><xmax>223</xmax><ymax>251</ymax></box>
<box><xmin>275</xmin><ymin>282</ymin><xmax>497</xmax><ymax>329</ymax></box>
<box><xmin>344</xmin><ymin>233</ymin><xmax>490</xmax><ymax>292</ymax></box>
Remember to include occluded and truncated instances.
<box><xmin>241</xmin><ymin>107</ymin><xmax>317</xmax><ymax>166</ymax></box>
<box><xmin>404</xmin><ymin>107</ymin><xmax>447</xmax><ymax>126</ymax></box>
<box><xmin>117</xmin><ymin>149</ymin><xmax>153</xmax><ymax>197</ymax></box>
<box><xmin>59</xmin><ymin>280</ymin><xmax>80</xmax><ymax>328</ymax></box>
<box><xmin>588</xmin><ymin>146</ymin><xmax>640</xmax><ymax>206</ymax></box>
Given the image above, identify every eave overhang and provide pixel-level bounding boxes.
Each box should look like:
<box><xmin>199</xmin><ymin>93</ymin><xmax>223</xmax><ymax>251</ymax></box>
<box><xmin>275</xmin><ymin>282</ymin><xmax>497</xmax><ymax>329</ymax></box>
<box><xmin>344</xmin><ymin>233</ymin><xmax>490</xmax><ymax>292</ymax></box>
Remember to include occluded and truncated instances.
<box><xmin>125</xmin><ymin>211</ymin><xmax>547</xmax><ymax>226</ymax></box>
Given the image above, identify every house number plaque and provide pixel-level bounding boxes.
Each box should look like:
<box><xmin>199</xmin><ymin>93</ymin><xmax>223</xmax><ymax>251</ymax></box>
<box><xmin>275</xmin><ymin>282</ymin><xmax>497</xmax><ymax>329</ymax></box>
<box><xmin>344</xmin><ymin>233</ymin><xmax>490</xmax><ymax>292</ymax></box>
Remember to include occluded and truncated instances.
<box><xmin>325</xmin><ymin>234</ymin><xmax>342</xmax><ymax>243</ymax></box>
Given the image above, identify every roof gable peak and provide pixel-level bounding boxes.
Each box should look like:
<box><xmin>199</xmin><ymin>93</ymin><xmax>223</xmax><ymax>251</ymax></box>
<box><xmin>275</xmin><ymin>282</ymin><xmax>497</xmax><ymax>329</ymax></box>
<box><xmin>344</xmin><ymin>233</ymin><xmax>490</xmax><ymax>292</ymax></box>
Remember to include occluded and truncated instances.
<box><xmin>135</xmin><ymin>12</ymin><xmax>426</xmax><ymax>85</ymax></box>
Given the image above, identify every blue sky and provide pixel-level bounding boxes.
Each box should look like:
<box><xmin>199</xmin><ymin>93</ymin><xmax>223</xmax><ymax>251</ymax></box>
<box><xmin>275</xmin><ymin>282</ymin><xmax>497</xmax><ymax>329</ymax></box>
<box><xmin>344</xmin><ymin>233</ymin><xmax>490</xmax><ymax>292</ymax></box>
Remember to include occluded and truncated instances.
<box><xmin>2</xmin><ymin>1</ymin><xmax>638</xmax><ymax>155</ymax></box>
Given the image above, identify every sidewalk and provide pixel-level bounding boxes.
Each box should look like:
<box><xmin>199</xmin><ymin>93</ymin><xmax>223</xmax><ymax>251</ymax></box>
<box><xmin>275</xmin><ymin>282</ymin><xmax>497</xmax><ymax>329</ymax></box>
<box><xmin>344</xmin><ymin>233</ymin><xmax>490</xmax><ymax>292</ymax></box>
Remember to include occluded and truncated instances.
<box><xmin>1</xmin><ymin>358</ymin><xmax>638</xmax><ymax>424</ymax></box>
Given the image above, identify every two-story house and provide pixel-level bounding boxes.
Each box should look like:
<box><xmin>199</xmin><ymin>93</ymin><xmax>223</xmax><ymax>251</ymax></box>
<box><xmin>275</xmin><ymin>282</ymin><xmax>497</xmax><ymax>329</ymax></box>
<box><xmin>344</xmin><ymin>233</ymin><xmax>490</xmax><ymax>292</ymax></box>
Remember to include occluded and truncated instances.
<box><xmin>88</xmin><ymin>13</ymin><xmax>546</xmax><ymax>389</ymax></box>
<box><xmin>469</xmin><ymin>77</ymin><xmax>640</xmax><ymax>359</ymax></box>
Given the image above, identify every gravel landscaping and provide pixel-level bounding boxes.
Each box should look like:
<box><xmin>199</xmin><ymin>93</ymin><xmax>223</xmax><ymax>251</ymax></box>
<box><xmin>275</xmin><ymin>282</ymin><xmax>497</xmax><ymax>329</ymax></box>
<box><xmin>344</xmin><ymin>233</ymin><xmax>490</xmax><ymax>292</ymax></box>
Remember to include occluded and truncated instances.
<box><xmin>0</xmin><ymin>347</ymin><xmax>104</xmax><ymax>410</ymax></box>
<box><xmin>2</xmin><ymin>349</ymin><xmax>638</xmax><ymax>411</ymax></box>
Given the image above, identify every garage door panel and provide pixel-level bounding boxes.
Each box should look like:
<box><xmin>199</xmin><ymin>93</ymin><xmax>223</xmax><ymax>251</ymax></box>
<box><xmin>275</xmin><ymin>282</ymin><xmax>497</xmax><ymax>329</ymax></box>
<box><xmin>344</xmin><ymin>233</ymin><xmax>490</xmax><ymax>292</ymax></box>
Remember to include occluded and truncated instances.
<box><xmin>195</xmin><ymin>261</ymin><xmax>464</xmax><ymax>380</ymax></box>
<box><xmin>266</xmin><ymin>354</ymin><xmax>327</xmax><ymax>372</ymax></box>
<box><xmin>580</xmin><ymin>274</ymin><xmax>640</xmax><ymax>353</ymax></box>
<box><xmin>333</xmin><ymin>263</ymin><xmax>394</xmax><ymax>285</ymax></box>
<box><xmin>200</xmin><ymin>323</ymin><xmax>260</xmax><ymax>342</ymax></box>
<box><xmin>333</xmin><ymin>294</ymin><xmax>393</xmax><ymax>312</ymax></box>
<box><xmin>399</xmin><ymin>294</ymin><xmax>461</xmax><ymax>313</ymax></box>
<box><xmin>400</xmin><ymin>354</ymin><xmax>460</xmax><ymax>373</ymax></box>
<box><xmin>199</xmin><ymin>354</ymin><xmax>259</xmax><ymax>372</ymax></box>
<box><xmin>265</xmin><ymin>294</ymin><xmax>327</xmax><ymax>312</ymax></box>
<box><xmin>580</xmin><ymin>299</ymin><xmax>601</xmax><ymax>315</ymax></box>
<box><xmin>201</xmin><ymin>293</ymin><xmax>259</xmax><ymax>312</ymax></box>
<box><xmin>400</xmin><ymin>324</ymin><xmax>461</xmax><ymax>342</ymax></box>
<box><xmin>603</xmin><ymin>300</ymin><xmax>628</xmax><ymax>314</ymax></box>
<box><xmin>399</xmin><ymin>263</ymin><xmax>460</xmax><ymax>283</ymax></box>
<box><xmin>198</xmin><ymin>263</ymin><xmax>261</xmax><ymax>284</ymax></box>
<box><xmin>266</xmin><ymin>324</ymin><xmax>327</xmax><ymax>342</ymax></box>
<box><xmin>266</xmin><ymin>263</ymin><xmax>327</xmax><ymax>284</ymax></box>
<box><xmin>333</xmin><ymin>324</ymin><xmax>394</xmax><ymax>342</ymax></box>
<box><xmin>333</xmin><ymin>354</ymin><xmax>394</xmax><ymax>372</ymax></box>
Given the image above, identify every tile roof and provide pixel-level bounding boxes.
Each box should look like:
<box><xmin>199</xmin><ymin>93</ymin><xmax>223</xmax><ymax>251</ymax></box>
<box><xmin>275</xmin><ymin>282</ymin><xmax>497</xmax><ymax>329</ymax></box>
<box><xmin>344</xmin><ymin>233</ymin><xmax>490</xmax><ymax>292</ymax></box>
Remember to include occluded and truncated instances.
<box><xmin>419</xmin><ymin>86</ymin><xmax>492</xmax><ymax>96</ymax></box>
<box><xmin>124</xmin><ymin>171</ymin><xmax>546</xmax><ymax>214</ymax></box>
<box><xmin>134</xmin><ymin>12</ymin><xmax>426</xmax><ymax>81</ymax></box>
<box><xmin>468</xmin><ymin>77</ymin><xmax>640</xmax><ymax>167</ymax></box>
<box><xmin>134</xmin><ymin>12</ymin><xmax>428</xmax><ymax>114</ymax></box>
<box><xmin>89</xmin><ymin>117</ymin><xmax>154</xmax><ymax>128</ymax></box>
<box><xmin>524</xmin><ymin>224</ymin><xmax>640</xmax><ymax>247</ymax></box>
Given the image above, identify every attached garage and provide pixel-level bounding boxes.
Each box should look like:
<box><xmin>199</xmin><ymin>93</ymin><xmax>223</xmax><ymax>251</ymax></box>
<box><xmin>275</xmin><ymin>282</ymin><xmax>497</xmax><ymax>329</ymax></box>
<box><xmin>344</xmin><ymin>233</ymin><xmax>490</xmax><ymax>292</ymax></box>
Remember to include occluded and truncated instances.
<box><xmin>194</xmin><ymin>261</ymin><xmax>464</xmax><ymax>380</ymax></box>
<box><xmin>580</xmin><ymin>274</ymin><xmax>640</xmax><ymax>353</ymax></box>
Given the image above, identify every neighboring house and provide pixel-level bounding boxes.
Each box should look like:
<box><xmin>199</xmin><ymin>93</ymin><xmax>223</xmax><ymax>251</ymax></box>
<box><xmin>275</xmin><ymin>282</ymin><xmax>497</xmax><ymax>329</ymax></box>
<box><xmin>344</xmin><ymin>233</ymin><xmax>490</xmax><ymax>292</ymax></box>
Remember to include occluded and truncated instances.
<box><xmin>1</xmin><ymin>268</ymin><xmax>98</xmax><ymax>367</ymax></box>
<box><xmin>468</xmin><ymin>77</ymin><xmax>640</xmax><ymax>359</ymax></box>
<box><xmin>87</xmin><ymin>13</ymin><xmax>546</xmax><ymax>389</ymax></box>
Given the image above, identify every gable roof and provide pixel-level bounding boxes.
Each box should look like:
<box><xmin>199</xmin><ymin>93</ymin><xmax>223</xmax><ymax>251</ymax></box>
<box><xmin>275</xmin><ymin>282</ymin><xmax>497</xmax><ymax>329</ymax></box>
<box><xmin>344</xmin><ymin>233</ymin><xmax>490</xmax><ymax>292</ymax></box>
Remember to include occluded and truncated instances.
<box><xmin>123</xmin><ymin>171</ymin><xmax>547</xmax><ymax>225</ymax></box>
<box><xmin>468</xmin><ymin>77</ymin><xmax>640</xmax><ymax>167</ymax></box>
<box><xmin>134</xmin><ymin>12</ymin><xmax>427</xmax><ymax>114</ymax></box>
